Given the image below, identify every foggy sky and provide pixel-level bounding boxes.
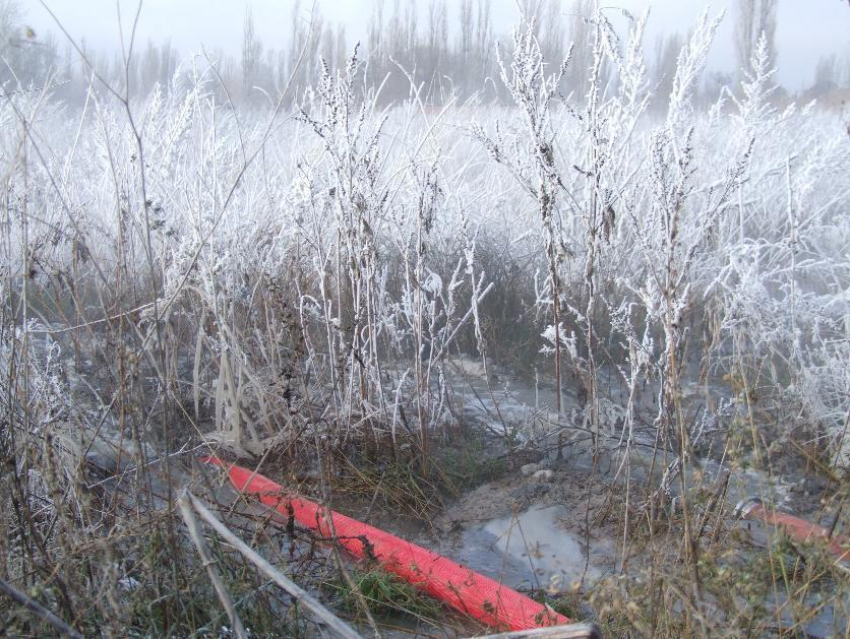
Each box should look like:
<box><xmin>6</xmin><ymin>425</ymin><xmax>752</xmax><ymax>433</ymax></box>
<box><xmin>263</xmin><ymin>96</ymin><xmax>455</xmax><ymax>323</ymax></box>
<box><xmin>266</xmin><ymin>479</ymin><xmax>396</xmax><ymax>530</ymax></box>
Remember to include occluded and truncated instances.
<box><xmin>27</xmin><ymin>0</ymin><xmax>850</xmax><ymax>90</ymax></box>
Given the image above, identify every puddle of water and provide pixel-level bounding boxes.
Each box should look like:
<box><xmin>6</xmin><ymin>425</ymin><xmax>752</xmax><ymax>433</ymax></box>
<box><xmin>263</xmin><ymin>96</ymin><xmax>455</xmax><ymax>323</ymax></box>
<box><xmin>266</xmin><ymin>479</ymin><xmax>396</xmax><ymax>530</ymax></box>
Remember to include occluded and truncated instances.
<box><xmin>440</xmin><ymin>505</ymin><xmax>612</xmax><ymax>593</ymax></box>
<box><xmin>482</xmin><ymin>505</ymin><xmax>602</xmax><ymax>584</ymax></box>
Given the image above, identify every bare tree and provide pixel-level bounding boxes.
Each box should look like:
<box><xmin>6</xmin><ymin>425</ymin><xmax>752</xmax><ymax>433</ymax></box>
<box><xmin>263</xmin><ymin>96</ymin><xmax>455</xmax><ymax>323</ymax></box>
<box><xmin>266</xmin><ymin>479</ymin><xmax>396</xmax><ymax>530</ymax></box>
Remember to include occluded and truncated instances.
<box><xmin>159</xmin><ymin>40</ymin><xmax>177</xmax><ymax>87</ymax></box>
<box><xmin>242</xmin><ymin>6</ymin><xmax>261</xmax><ymax>100</ymax></box>
<box><xmin>0</xmin><ymin>0</ymin><xmax>43</xmax><ymax>86</ymax></box>
<box><xmin>387</xmin><ymin>0</ymin><xmax>405</xmax><ymax>58</ymax></box>
<box><xmin>475</xmin><ymin>0</ymin><xmax>493</xmax><ymax>87</ymax></box>
<box><xmin>845</xmin><ymin>52</ymin><xmax>850</xmax><ymax>89</ymax></box>
<box><xmin>425</xmin><ymin>0</ymin><xmax>448</xmax><ymax>100</ymax></box>
<box><xmin>139</xmin><ymin>39</ymin><xmax>160</xmax><ymax>94</ymax></box>
<box><xmin>565</xmin><ymin>0</ymin><xmax>593</xmax><ymax>100</ymax></box>
<box><xmin>734</xmin><ymin>0</ymin><xmax>777</xmax><ymax>78</ymax></box>
<box><xmin>460</xmin><ymin>0</ymin><xmax>474</xmax><ymax>64</ymax></box>
<box><xmin>0</xmin><ymin>0</ymin><xmax>21</xmax><ymax>55</ymax></box>
<box><xmin>367</xmin><ymin>0</ymin><xmax>385</xmax><ymax>60</ymax></box>
<box><xmin>287</xmin><ymin>1</ymin><xmax>322</xmax><ymax>104</ymax></box>
<box><xmin>542</xmin><ymin>0</ymin><xmax>565</xmax><ymax>68</ymax></box>
<box><xmin>814</xmin><ymin>53</ymin><xmax>837</xmax><ymax>89</ymax></box>
<box><xmin>651</xmin><ymin>32</ymin><xmax>683</xmax><ymax>111</ymax></box>
<box><xmin>335</xmin><ymin>24</ymin><xmax>347</xmax><ymax>69</ymax></box>
<box><xmin>321</xmin><ymin>24</ymin><xmax>335</xmax><ymax>70</ymax></box>
<box><xmin>405</xmin><ymin>0</ymin><xmax>417</xmax><ymax>52</ymax></box>
<box><xmin>517</xmin><ymin>0</ymin><xmax>544</xmax><ymax>31</ymax></box>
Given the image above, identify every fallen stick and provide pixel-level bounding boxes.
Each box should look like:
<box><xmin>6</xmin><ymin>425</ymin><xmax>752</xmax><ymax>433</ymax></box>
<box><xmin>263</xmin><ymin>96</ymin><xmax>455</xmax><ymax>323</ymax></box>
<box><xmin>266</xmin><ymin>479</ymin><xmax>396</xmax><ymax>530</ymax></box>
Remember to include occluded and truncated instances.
<box><xmin>473</xmin><ymin>623</ymin><xmax>602</xmax><ymax>639</ymax></box>
<box><xmin>178</xmin><ymin>493</ymin><xmax>248</xmax><ymax>639</ymax></box>
<box><xmin>184</xmin><ymin>491</ymin><xmax>362</xmax><ymax>639</ymax></box>
<box><xmin>0</xmin><ymin>576</ymin><xmax>83</xmax><ymax>639</ymax></box>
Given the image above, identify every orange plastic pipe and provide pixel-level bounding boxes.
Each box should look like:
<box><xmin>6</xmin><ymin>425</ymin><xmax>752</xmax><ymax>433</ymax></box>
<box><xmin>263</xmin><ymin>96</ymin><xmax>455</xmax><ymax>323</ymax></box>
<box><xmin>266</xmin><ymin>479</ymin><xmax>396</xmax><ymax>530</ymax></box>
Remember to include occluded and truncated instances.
<box><xmin>204</xmin><ymin>456</ymin><xmax>570</xmax><ymax>632</ymax></box>
<box><xmin>736</xmin><ymin>498</ymin><xmax>849</xmax><ymax>562</ymax></box>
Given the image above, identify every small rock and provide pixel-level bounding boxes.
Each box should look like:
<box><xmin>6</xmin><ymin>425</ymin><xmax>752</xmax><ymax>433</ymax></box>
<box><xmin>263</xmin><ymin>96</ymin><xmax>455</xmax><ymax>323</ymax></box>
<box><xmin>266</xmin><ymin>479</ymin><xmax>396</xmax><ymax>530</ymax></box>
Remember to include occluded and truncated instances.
<box><xmin>520</xmin><ymin>462</ymin><xmax>539</xmax><ymax>476</ymax></box>
<box><xmin>513</xmin><ymin>482</ymin><xmax>549</xmax><ymax>501</ymax></box>
<box><xmin>118</xmin><ymin>576</ymin><xmax>140</xmax><ymax>591</ymax></box>
<box><xmin>532</xmin><ymin>469</ymin><xmax>554</xmax><ymax>482</ymax></box>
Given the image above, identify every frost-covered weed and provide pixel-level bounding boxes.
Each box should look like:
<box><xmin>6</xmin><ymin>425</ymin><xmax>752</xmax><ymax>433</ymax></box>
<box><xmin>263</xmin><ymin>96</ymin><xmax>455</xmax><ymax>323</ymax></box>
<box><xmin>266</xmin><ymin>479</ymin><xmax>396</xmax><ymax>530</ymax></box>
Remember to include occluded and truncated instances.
<box><xmin>0</xmin><ymin>19</ymin><xmax>846</xmax><ymax>472</ymax></box>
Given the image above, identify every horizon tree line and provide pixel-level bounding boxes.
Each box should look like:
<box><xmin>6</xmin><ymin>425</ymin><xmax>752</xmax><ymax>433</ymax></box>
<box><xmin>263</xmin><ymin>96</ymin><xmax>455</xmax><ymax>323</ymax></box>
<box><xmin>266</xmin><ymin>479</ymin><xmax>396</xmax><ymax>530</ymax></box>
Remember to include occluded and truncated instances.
<box><xmin>0</xmin><ymin>0</ymin><xmax>848</xmax><ymax>109</ymax></box>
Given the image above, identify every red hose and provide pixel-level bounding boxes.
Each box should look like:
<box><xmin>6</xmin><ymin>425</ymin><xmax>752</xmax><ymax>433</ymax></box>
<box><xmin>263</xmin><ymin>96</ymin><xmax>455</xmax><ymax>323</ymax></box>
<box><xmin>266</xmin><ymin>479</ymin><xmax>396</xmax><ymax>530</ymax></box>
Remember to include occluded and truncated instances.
<box><xmin>736</xmin><ymin>498</ymin><xmax>849</xmax><ymax>562</ymax></box>
<box><xmin>204</xmin><ymin>456</ymin><xmax>570</xmax><ymax>631</ymax></box>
